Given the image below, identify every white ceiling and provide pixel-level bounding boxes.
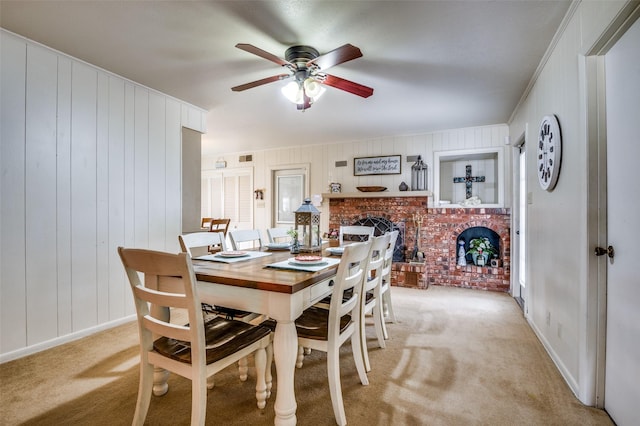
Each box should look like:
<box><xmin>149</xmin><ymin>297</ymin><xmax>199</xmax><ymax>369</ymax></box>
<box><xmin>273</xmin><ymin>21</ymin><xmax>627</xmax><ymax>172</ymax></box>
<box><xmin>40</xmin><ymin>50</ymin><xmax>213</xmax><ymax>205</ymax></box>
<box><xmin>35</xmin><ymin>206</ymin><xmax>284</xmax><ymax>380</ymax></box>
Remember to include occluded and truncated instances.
<box><xmin>0</xmin><ymin>1</ymin><xmax>571</xmax><ymax>157</ymax></box>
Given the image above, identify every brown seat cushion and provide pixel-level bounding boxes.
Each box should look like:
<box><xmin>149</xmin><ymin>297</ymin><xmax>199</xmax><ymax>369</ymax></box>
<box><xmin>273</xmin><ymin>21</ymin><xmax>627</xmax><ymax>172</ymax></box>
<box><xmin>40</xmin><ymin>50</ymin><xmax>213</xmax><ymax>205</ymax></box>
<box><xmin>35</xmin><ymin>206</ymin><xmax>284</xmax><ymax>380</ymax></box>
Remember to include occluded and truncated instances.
<box><xmin>294</xmin><ymin>306</ymin><xmax>352</xmax><ymax>341</ymax></box>
<box><xmin>153</xmin><ymin>317</ymin><xmax>270</xmax><ymax>364</ymax></box>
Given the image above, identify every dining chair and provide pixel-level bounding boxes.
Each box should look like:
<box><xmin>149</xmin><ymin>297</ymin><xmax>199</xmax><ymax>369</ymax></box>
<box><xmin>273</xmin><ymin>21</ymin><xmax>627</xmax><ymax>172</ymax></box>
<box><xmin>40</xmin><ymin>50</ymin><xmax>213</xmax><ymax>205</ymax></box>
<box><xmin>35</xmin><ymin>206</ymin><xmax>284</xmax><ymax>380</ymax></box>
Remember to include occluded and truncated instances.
<box><xmin>359</xmin><ymin>233</ymin><xmax>392</xmax><ymax>372</ymax></box>
<box><xmin>208</xmin><ymin>218</ymin><xmax>231</xmax><ymax>236</ymax></box>
<box><xmin>338</xmin><ymin>225</ymin><xmax>374</xmax><ymax>245</ymax></box>
<box><xmin>379</xmin><ymin>230</ymin><xmax>399</xmax><ymax>337</ymax></box>
<box><xmin>200</xmin><ymin>217</ymin><xmax>213</xmax><ymax>230</ymax></box>
<box><xmin>294</xmin><ymin>239</ymin><xmax>372</xmax><ymax>426</ymax></box>
<box><xmin>117</xmin><ymin>247</ymin><xmax>272</xmax><ymax>426</ymax></box>
<box><xmin>178</xmin><ymin>232</ymin><xmax>261</xmax><ymax>322</ymax></box>
<box><xmin>266</xmin><ymin>227</ymin><xmax>290</xmax><ymax>244</ymax></box>
<box><xmin>179</xmin><ymin>231</ymin><xmax>227</xmax><ymax>257</ymax></box>
<box><xmin>229</xmin><ymin>229</ymin><xmax>264</xmax><ymax>250</ymax></box>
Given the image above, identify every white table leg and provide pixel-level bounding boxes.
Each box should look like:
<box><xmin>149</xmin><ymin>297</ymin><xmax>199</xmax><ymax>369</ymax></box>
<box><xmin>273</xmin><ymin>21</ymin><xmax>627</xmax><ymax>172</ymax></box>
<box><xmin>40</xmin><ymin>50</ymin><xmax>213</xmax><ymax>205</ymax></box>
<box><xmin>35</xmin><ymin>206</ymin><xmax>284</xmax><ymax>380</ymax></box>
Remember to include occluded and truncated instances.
<box><xmin>273</xmin><ymin>320</ymin><xmax>298</xmax><ymax>426</ymax></box>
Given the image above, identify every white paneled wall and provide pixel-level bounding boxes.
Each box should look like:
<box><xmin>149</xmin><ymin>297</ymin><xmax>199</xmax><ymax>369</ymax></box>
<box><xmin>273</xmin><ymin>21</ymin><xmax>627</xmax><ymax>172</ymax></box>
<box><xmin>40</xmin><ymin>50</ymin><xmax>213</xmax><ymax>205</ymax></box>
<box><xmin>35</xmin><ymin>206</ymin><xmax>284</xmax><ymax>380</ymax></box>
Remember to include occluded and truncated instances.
<box><xmin>0</xmin><ymin>30</ymin><xmax>206</xmax><ymax>360</ymax></box>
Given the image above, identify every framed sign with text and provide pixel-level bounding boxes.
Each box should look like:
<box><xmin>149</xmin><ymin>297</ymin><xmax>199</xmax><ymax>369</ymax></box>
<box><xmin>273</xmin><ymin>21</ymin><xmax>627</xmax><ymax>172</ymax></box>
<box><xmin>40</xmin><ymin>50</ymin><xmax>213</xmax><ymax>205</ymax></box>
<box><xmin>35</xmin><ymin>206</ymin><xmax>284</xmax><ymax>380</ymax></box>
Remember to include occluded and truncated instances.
<box><xmin>353</xmin><ymin>155</ymin><xmax>402</xmax><ymax>176</ymax></box>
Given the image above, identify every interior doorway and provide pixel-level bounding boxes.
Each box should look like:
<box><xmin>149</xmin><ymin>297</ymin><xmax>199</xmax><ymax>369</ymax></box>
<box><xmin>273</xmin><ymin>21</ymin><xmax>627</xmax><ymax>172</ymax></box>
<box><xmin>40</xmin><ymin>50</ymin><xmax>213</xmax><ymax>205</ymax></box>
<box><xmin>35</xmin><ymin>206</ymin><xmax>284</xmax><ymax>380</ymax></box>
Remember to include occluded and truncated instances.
<box><xmin>511</xmin><ymin>134</ymin><xmax>527</xmax><ymax>313</ymax></box>
<box><xmin>270</xmin><ymin>164</ymin><xmax>310</xmax><ymax>229</ymax></box>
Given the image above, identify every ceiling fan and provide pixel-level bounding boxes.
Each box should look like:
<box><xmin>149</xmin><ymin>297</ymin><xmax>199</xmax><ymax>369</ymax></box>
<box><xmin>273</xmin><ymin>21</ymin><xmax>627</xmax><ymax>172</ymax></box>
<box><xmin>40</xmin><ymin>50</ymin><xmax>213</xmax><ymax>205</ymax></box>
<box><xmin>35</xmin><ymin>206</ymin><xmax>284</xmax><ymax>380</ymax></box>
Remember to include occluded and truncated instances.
<box><xmin>231</xmin><ymin>43</ymin><xmax>374</xmax><ymax>111</ymax></box>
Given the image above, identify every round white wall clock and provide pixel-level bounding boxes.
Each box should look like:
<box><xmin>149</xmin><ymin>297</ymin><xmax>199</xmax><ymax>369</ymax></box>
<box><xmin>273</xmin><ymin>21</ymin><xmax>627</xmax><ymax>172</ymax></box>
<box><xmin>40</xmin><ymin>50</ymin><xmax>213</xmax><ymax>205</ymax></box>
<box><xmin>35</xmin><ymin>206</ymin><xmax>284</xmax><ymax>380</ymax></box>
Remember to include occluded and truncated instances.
<box><xmin>537</xmin><ymin>114</ymin><xmax>562</xmax><ymax>191</ymax></box>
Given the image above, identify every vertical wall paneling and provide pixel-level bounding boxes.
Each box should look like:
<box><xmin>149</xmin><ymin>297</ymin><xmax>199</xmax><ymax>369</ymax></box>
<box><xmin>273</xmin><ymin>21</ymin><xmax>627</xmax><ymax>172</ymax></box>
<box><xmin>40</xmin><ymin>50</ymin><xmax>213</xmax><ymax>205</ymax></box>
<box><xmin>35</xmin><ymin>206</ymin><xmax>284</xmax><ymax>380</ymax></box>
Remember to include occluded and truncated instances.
<box><xmin>148</xmin><ymin>92</ymin><xmax>166</xmax><ymax>251</ymax></box>
<box><xmin>0</xmin><ymin>30</ymin><xmax>207</xmax><ymax>359</ymax></box>
<box><xmin>96</xmin><ymin>73</ymin><xmax>110</xmax><ymax>323</ymax></box>
<box><xmin>107</xmin><ymin>77</ymin><xmax>126</xmax><ymax>320</ymax></box>
<box><xmin>123</xmin><ymin>83</ymin><xmax>136</xmax><ymax>317</ymax></box>
<box><xmin>70</xmin><ymin>62</ymin><xmax>98</xmax><ymax>331</ymax></box>
<box><xmin>25</xmin><ymin>44</ymin><xmax>59</xmax><ymax>344</ymax></box>
<box><xmin>0</xmin><ymin>34</ymin><xmax>27</xmax><ymax>352</ymax></box>
<box><xmin>133</xmin><ymin>87</ymin><xmax>149</xmax><ymax>248</ymax></box>
<box><xmin>56</xmin><ymin>56</ymin><xmax>73</xmax><ymax>336</ymax></box>
<box><xmin>123</xmin><ymin>83</ymin><xmax>135</xmax><ymax>249</ymax></box>
<box><xmin>165</xmin><ymin>100</ymin><xmax>181</xmax><ymax>252</ymax></box>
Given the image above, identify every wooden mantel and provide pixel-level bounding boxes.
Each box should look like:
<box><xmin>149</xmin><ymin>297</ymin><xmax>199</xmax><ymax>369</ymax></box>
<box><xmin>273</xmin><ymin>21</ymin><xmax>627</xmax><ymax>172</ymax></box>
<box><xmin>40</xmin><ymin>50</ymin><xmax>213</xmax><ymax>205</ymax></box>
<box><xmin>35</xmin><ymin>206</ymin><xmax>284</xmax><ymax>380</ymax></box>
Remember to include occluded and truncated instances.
<box><xmin>322</xmin><ymin>190</ymin><xmax>432</xmax><ymax>200</ymax></box>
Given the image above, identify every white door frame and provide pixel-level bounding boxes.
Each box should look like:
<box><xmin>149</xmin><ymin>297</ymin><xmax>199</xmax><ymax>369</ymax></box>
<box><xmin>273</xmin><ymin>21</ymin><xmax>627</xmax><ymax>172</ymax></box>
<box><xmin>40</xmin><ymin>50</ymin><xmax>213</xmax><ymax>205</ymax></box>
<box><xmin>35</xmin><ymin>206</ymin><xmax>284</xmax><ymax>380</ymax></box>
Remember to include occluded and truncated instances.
<box><xmin>267</xmin><ymin>163</ymin><xmax>310</xmax><ymax>227</ymax></box>
<box><xmin>584</xmin><ymin>3</ymin><xmax>639</xmax><ymax>408</ymax></box>
<box><xmin>510</xmin><ymin>131</ymin><xmax>527</xmax><ymax>314</ymax></box>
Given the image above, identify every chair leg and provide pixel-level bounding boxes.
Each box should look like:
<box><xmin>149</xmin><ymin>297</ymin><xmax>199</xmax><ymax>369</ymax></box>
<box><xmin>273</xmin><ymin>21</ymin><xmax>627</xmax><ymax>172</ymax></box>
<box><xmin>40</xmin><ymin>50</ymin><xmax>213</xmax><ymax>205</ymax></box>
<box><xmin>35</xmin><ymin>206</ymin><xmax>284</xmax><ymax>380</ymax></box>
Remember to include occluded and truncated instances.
<box><xmin>254</xmin><ymin>346</ymin><xmax>268</xmax><ymax>409</ymax></box>
<box><xmin>383</xmin><ymin>289</ymin><xmax>397</xmax><ymax>323</ymax></box>
<box><xmin>191</xmin><ymin>371</ymin><xmax>208</xmax><ymax>426</ymax></box>
<box><xmin>327</xmin><ymin>345</ymin><xmax>347</xmax><ymax>426</ymax></box>
<box><xmin>360</xmin><ymin>310</ymin><xmax>372</xmax><ymax>373</ymax></box>
<box><xmin>132</xmin><ymin>360</ymin><xmax>154</xmax><ymax>426</ymax></box>
<box><xmin>206</xmin><ymin>375</ymin><xmax>215</xmax><ymax>390</ymax></box>
<box><xmin>238</xmin><ymin>357</ymin><xmax>248</xmax><ymax>381</ymax></box>
<box><xmin>351</xmin><ymin>332</ymin><xmax>370</xmax><ymax>386</ymax></box>
<box><xmin>296</xmin><ymin>345</ymin><xmax>304</xmax><ymax>368</ymax></box>
<box><xmin>265</xmin><ymin>342</ymin><xmax>273</xmax><ymax>399</ymax></box>
<box><xmin>372</xmin><ymin>303</ymin><xmax>386</xmax><ymax>349</ymax></box>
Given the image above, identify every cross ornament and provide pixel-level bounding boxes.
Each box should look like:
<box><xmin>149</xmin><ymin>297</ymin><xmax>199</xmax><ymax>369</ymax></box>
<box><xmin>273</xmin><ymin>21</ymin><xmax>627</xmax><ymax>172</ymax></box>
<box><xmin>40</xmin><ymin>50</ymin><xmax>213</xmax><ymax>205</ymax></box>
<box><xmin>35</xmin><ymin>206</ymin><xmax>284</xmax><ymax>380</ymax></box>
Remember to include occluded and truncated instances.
<box><xmin>453</xmin><ymin>165</ymin><xmax>485</xmax><ymax>199</ymax></box>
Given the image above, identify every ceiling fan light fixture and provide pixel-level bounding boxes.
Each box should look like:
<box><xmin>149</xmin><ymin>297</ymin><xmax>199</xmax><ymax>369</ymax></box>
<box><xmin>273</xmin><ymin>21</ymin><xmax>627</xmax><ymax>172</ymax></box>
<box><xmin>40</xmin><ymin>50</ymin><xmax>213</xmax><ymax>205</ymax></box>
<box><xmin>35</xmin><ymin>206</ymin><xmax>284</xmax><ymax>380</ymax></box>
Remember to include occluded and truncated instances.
<box><xmin>281</xmin><ymin>78</ymin><xmax>326</xmax><ymax>108</ymax></box>
<box><xmin>304</xmin><ymin>78</ymin><xmax>325</xmax><ymax>99</ymax></box>
<box><xmin>281</xmin><ymin>81</ymin><xmax>303</xmax><ymax>104</ymax></box>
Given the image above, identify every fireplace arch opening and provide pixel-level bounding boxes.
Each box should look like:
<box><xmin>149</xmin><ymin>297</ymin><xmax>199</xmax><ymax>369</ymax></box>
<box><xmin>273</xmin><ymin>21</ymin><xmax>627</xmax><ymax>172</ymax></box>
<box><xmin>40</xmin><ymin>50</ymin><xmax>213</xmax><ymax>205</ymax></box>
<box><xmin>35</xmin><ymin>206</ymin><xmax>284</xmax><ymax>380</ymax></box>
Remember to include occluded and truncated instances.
<box><xmin>351</xmin><ymin>216</ymin><xmax>405</xmax><ymax>262</ymax></box>
<box><xmin>457</xmin><ymin>226</ymin><xmax>500</xmax><ymax>266</ymax></box>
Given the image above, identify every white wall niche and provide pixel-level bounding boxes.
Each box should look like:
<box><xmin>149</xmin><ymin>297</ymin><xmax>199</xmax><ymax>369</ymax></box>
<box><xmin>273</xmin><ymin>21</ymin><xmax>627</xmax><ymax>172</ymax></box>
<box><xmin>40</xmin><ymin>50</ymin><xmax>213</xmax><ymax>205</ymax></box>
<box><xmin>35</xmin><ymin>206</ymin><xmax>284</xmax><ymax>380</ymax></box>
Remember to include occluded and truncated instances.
<box><xmin>433</xmin><ymin>147</ymin><xmax>504</xmax><ymax>207</ymax></box>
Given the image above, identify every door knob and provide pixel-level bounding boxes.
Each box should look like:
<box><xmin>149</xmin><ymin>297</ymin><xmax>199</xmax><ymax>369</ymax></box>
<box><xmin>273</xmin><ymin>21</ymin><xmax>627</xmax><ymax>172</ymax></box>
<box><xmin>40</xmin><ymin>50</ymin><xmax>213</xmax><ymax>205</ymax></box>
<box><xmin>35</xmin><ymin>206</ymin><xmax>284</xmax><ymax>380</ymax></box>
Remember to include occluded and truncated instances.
<box><xmin>594</xmin><ymin>246</ymin><xmax>614</xmax><ymax>258</ymax></box>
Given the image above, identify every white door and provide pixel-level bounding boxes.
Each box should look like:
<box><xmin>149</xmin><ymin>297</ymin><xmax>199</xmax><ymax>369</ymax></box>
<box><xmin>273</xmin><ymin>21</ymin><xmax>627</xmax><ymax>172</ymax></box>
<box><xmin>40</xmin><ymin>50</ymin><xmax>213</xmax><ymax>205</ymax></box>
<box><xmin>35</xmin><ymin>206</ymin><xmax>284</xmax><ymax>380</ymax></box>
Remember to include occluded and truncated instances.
<box><xmin>603</xmin><ymin>17</ymin><xmax>639</xmax><ymax>426</ymax></box>
<box><xmin>202</xmin><ymin>167</ymin><xmax>253</xmax><ymax>231</ymax></box>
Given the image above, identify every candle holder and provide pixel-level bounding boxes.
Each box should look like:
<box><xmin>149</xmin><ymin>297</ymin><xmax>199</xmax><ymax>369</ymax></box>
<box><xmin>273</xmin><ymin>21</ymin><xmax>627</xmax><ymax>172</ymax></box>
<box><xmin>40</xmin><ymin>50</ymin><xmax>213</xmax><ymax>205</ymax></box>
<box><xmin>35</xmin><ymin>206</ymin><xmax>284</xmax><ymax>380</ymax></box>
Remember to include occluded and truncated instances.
<box><xmin>294</xmin><ymin>198</ymin><xmax>322</xmax><ymax>252</ymax></box>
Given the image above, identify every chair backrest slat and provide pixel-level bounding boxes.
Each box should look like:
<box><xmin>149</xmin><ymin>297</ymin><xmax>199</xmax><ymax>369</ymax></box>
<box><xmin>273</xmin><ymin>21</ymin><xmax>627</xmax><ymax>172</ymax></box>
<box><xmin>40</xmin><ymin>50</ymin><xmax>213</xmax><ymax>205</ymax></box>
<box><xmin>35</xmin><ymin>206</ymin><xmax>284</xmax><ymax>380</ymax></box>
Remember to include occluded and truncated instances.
<box><xmin>179</xmin><ymin>231</ymin><xmax>227</xmax><ymax>256</ymax></box>
<box><xmin>266</xmin><ymin>227</ymin><xmax>290</xmax><ymax>243</ymax></box>
<box><xmin>209</xmin><ymin>218</ymin><xmax>231</xmax><ymax>236</ymax></box>
<box><xmin>339</xmin><ymin>225</ymin><xmax>375</xmax><ymax>245</ymax></box>
<box><xmin>229</xmin><ymin>229</ymin><xmax>263</xmax><ymax>250</ymax></box>
<box><xmin>142</xmin><ymin>315</ymin><xmax>192</xmax><ymax>342</ymax></box>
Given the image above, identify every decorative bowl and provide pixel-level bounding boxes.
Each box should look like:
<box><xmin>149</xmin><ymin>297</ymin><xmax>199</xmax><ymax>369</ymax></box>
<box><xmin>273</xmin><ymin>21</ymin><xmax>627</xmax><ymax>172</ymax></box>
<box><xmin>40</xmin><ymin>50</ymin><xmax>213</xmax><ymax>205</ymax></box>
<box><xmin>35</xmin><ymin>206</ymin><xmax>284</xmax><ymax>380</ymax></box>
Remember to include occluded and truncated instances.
<box><xmin>356</xmin><ymin>186</ymin><xmax>387</xmax><ymax>192</ymax></box>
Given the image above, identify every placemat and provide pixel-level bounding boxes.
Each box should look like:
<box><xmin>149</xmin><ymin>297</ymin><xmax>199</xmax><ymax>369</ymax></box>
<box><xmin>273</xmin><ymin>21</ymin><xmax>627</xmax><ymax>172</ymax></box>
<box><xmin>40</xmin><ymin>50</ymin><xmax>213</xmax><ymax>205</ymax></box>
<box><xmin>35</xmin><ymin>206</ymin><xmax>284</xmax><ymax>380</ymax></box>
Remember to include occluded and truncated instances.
<box><xmin>265</xmin><ymin>257</ymin><xmax>341</xmax><ymax>272</ymax></box>
<box><xmin>195</xmin><ymin>251</ymin><xmax>272</xmax><ymax>263</ymax></box>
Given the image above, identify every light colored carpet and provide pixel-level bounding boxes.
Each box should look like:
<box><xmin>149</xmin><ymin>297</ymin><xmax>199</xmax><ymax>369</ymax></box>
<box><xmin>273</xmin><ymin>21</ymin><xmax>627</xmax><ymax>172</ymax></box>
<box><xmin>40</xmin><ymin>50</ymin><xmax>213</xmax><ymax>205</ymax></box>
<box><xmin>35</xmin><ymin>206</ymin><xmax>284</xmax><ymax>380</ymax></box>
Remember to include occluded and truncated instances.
<box><xmin>0</xmin><ymin>286</ymin><xmax>613</xmax><ymax>425</ymax></box>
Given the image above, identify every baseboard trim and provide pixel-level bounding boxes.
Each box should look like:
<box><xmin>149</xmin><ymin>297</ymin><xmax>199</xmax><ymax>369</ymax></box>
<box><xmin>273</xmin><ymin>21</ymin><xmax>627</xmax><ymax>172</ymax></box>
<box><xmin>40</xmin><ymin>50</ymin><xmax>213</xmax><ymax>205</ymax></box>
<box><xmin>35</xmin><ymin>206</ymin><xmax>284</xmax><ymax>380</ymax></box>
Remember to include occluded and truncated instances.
<box><xmin>527</xmin><ymin>317</ymin><xmax>582</xmax><ymax>402</ymax></box>
<box><xmin>0</xmin><ymin>315</ymin><xmax>137</xmax><ymax>364</ymax></box>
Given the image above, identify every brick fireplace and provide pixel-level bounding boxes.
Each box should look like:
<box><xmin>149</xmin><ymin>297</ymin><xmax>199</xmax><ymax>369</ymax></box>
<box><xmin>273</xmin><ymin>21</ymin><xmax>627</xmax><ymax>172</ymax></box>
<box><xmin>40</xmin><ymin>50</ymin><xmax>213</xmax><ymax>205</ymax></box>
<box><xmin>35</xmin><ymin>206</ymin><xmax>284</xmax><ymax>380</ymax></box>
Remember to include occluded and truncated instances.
<box><xmin>325</xmin><ymin>193</ymin><xmax>510</xmax><ymax>292</ymax></box>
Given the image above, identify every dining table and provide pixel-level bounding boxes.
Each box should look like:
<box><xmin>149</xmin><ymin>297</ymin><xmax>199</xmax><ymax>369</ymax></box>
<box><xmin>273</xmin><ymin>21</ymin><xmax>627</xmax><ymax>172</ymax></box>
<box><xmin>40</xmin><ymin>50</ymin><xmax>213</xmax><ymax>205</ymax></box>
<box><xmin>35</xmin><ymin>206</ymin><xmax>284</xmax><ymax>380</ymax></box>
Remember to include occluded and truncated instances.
<box><xmin>160</xmin><ymin>247</ymin><xmax>340</xmax><ymax>426</ymax></box>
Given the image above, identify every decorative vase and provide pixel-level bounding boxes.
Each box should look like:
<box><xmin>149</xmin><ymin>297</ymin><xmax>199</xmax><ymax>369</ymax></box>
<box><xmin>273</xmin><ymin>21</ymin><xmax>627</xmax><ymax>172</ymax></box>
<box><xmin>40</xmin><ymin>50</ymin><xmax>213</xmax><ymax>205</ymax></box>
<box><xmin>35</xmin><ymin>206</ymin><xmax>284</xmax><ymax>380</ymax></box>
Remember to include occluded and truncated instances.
<box><xmin>457</xmin><ymin>241</ymin><xmax>467</xmax><ymax>266</ymax></box>
<box><xmin>290</xmin><ymin>238</ymin><xmax>300</xmax><ymax>254</ymax></box>
<box><xmin>399</xmin><ymin>181</ymin><xmax>409</xmax><ymax>191</ymax></box>
<box><xmin>472</xmin><ymin>252</ymin><xmax>489</xmax><ymax>266</ymax></box>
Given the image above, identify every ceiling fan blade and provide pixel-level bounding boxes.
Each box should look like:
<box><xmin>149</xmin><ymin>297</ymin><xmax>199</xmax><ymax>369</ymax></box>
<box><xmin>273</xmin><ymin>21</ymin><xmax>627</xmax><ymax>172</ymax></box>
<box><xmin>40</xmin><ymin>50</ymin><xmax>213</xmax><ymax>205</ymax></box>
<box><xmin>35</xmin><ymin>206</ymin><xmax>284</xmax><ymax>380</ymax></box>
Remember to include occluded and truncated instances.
<box><xmin>308</xmin><ymin>44</ymin><xmax>363</xmax><ymax>70</ymax></box>
<box><xmin>320</xmin><ymin>74</ymin><xmax>374</xmax><ymax>98</ymax></box>
<box><xmin>231</xmin><ymin>74</ymin><xmax>291</xmax><ymax>92</ymax></box>
<box><xmin>235</xmin><ymin>43</ymin><xmax>292</xmax><ymax>67</ymax></box>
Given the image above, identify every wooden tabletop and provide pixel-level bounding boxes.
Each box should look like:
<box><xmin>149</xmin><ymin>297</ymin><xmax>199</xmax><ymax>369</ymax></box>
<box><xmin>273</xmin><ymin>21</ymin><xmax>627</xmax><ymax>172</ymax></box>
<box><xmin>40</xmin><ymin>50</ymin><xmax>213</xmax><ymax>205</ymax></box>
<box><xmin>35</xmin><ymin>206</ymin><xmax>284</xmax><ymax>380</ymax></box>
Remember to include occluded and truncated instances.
<box><xmin>193</xmin><ymin>249</ymin><xmax>339</xmax><ymax>294</ymax></box>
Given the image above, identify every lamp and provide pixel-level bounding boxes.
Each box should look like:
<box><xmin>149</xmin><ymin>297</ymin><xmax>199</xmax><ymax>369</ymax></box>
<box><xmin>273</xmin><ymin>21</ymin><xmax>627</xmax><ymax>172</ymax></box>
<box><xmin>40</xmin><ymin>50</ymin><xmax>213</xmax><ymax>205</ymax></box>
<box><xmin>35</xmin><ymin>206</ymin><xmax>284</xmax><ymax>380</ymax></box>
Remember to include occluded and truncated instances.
<box><xmin>281</xmin><ymin>77</ymin><xmax>326</xmax><ymax>109</ymax></box>
<box><xmin>411</xmin><ymin>155</ymin><xmax>428</xmax><ymax>191</ymax></box>
<box><xmin>294</xmin><ymin>198</ymin><xmax>322</xmax><ymax>252</ymax></box>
